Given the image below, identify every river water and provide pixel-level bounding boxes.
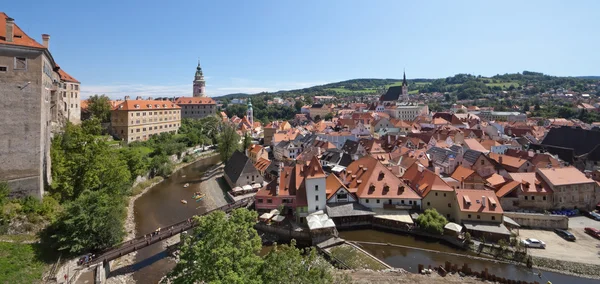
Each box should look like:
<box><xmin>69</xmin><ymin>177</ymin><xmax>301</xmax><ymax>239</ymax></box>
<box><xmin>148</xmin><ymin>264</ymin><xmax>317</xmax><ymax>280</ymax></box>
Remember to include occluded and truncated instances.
<box><xmin>131</xmin><ymin>155</ymin><xmax>221</xmax><ymax>284</ymax></box>
<box><xmin>339</xmin><ymin>230</ymin><xmax>598</xmax><ymax>284</ymax></box>
<box><xmin>126</xmin><ymin>157</ymin><xmax>595</xmax><ymax>284</ymax></box>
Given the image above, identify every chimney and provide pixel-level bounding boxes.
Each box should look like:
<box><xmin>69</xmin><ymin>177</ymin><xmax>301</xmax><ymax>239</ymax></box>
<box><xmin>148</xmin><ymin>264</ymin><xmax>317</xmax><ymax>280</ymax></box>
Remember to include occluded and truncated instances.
<box><xmin>481</xmin><ymin>196</ymin><xmax>487</xmax><ymax>208</ymax></box>
<box><xmin>388</xmin><ymin>135</ymin><xmax>391</xmax><ymax>144</ymax></box>
<box><xmin>41</xmin><ymin>34</ymin><xmax>50</xmax><ymax>48</ymax></box>
<box><xmin>124</xmin><ymin>96</ymin><xmax>130</xmax><ymax>101</ymax></box>
<box><xmin>434</xmin><ymin>167</ymin><xmax>440</xmax><ymax>176</ymax></box>
<box><xmin>5</xmin><ymin>17</ymin><xmax>14</xmax><ymax>42</ymax></box>
<box><xmin>461</xmin><ymin>176</ymin><xmax>465</xmax><ymax>189</ymax></box>
<box><xmin>499</xmin><ymin>156</ymin><xmax>503</xmax><ymax>165</ymax></box>
<box><xmin>148</xmin><ymin>96</ymin><xmax>153</xmax><ymax>100</ymax></box>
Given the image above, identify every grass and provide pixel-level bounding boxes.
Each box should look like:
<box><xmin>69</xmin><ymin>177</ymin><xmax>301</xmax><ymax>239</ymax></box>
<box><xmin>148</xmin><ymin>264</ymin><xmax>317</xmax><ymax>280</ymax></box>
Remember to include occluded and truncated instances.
<box><xmin>131</xmin><ymin>177</ymin><xmax>164</xmax><ymax>196</ymax></box>
<box><xmin>0</xmin><ymin>242</ymin><xmax>49</xmax><ymax>284</ymax></box>
<box><xmin>329</xmin><ymin>244</ymin><xmax>387</xmax><ymax>270</ymax></box>
<box><xmin>133</xmin><ymin>146</ymin><xmax>154</xmax><ymax>156</ymax></box>
<box><xmin>325</xmin><ymin>87</ymin><xmax>377</xmax><ymax>93</ymax></box>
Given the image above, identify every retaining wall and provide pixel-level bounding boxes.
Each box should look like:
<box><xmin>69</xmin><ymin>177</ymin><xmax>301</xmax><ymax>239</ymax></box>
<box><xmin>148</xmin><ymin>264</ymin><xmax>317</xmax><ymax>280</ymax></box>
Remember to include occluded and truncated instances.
<box><xmin>504</xmin><ymin>212</ymin><xmax>568</xmax><ymax>230</ymax></box>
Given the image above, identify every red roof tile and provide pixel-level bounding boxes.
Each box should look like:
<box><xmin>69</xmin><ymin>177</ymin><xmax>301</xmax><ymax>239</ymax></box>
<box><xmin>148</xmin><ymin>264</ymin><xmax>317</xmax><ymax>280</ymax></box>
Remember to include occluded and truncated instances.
<box><xmin>175</xmin><ymin>96</ymin><xmax>216</xmax><ymax>105</ymax></box>
<box><xmin>114</xmin><ymin>100</ymin><xmax>180</xmax><ymax>111</ymax></box>
<box><xmin>0</xmin><ymin>13</ymin><xmax>45</xmax><ymax>49</ymax></box>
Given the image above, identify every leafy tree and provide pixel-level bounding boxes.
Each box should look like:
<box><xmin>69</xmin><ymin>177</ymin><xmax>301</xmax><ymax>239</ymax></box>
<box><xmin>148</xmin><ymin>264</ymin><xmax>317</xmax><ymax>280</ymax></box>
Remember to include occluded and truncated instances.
<box><xmin>149</xmin><ymin>154</ymin><xmax>173</xmax><ymax>178</ymax></box>
<box><xmin>168</xmin><ymin>209</ymin><xmax>263</xmax><ymax>284</ymax></box>
<box><xmin>86</xmin><ymin>94</ymin><xmax>112</xmax><ymax>123</ymax></box>
<box><xmin>294</xmin><ymin>100</ymin><xmax>304</xmax><ymax>112</ymax></box>
<box><xmin>416</xmin><ymin>208</ymin><xmax>448</xmax><ymax>235</ymax></box>
<box><xmin>261</xmin><ymin>240</ymin><xmax>333</xmax><ymax>284</ymax></box>
<box><xmin>81</xmin><ymin>117</ymin><xmax>103</xmax><ymax>136</ymax></box>
<box><xmin>324</xmin><ymin>113</ymin><xmax>334</xmax><ymax>121</ymax></box>
<box><xmin>314</xmin><ymin>115</ymin><xmax>321</xmax><ymax>122</ymax></box>
<box><xmin>218</xmin><ymin>124</ymin><xmax>241</xmax><ymax>163</ymax></box>
<box><xmin>49</xmin><ymin>190</ymin><xmax>126</xmax><ymax>254</ymax></box>
<box><xmin>119</xmin><ymin>148</ymin><xmax>149</xmax><ymax>179</ymax></box>
<box><xmin>242</xmin><ymin>133</ymin><xmax>252</xmax><ymax>151</ymax></box>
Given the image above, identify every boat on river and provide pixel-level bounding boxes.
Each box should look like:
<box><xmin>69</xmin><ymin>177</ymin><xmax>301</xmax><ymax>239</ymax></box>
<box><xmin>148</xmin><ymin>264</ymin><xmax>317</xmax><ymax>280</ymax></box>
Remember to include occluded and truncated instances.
<box><xmin>181</xmin><ymin>199</ymin><xmax>188</xmax><ymax>204</ymax></box>
<box><xmin>193</xmin><ymin>192</ymin><xmax>205</xmax><ymax>202</ymax></box>
<box><xmin>183</xmin><ymin>183</ymin><xmax>190</xmax><ymax>188</ymax></box>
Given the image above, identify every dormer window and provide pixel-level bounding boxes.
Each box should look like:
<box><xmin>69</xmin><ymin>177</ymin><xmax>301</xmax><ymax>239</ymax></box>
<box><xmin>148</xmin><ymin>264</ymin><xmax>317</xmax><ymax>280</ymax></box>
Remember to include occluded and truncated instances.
<box><xmin>134</xmin><ymin>104</ymin><xmax>140</xmax><ymax>109</ymax></box>
<box><xmin>378</xmin><ymin>171</ymin><xmax>385</xmax><ymax>180</ymax></box>
<box><xmin>368</xmin><ymin>185</ymin><xmax>375</xmax><ymax>194</ymax></box>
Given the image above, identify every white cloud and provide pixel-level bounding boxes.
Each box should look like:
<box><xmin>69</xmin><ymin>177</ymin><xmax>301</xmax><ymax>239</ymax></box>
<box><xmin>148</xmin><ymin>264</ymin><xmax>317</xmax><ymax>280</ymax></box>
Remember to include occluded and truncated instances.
<box><xmin>81</xmin><ymin>79</ymin><xmax>327</xmax><ymax>100</ymax></box>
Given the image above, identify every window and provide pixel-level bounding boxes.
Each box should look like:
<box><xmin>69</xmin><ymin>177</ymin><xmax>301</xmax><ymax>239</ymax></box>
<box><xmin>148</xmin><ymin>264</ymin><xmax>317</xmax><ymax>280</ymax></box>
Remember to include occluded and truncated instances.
<box><xmin>448</xmin><ymin>203</ymin><xmax>451</xmax><ymax>208</ymax></box>
<box><xmin>14</xmin><ymin>57</ymin><xmax>27</xmax><ymax>70</ymax></box>
<box><xmin>443</xmin><ymin>193</ymin><xmax>447</xmax><ymax>197</ymax></box>
<box><xmin>543</xmin><ymin>196</ymin><xmax>546</xmax><ymax>201</ymax></box>
<box><xmin>401</xmin><ymin>200</ymin><xmax>405</xmax><ymax>204</ymax></box>
<box><xmin>267</xmin><ymin>199</ymin><xmax>272</xmax><ymax>204</ymax></box>
<box><xmin>257</xmin><ymin>199</ymin><xmax>263</xmax><ymax>203</ymax></box>
<box><xmin>524</xmin><ymin>196</ymin><xmax>528</xmax><ymax>200</ymax></box>
<box><xmin>315</xmin><ymin>195</ymin><xmax>319</xmax><ymax>201</ymax></box>
<box><xmin>337</xmin><ymin>193</ymin><xmax>347</xmax><ymax>200</ymax></box>
<box><xmin>481</xmin><ymin>159</ymin><xmax>484</xmax><ymax>165</ymax></box>
<box><xmin>491</xmin><ymin>216</ymin><xmax>496</xmax><ymax>221</ymax></box>
<box><xmin>435</xmin><ymin>192</ymin><xmax>438</xmax><ymax>196</ymax></box>
<box><xmin>477</xmin><ymin>215</ymin><xmax>481</xmax><ymax>219</ymax></box>
<box><xmin>316</xmin><ymin>206</ymin><xmax>319</xmax><ymax>211</ymax></box>
<box><xmin>468</xmin><ymin>214</ymin><xmax>471</xmax><ymax>219</ymax></box>
<box><xmin>376</xmin><ymin>199</ymin><xmax>380</xmax><ymax>203</ymax></box>
<box><xmin>365</xmin><ymin>199</ymin><xmax>369</xmax><ymax>203</ymax></box>
<box><xmin>531</xmin><ymin>196</ymin><xmax>535</xmax><ymax>200</ymax></box>
<box><xmin>0</xmin><ymin>66</ymin><xmax>6</xmax><ymax>72</ymax></box>
<box><xmin>315</xmin><ymin>185</ymin><xmax>318</xmax><ymax>191</ymax></box>
<box><xmin>427</xmin><ymin>202</ymin><xmax>431</xmax><ymax>206</ymax></box>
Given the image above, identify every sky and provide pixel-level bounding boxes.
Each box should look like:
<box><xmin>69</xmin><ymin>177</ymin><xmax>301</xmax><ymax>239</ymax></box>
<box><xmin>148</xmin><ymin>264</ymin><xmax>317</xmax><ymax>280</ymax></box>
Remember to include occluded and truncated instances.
<box><xmin>4</xmin><ymin>0</ymin><xmax>599</xmax><ymax>99</ymax></box>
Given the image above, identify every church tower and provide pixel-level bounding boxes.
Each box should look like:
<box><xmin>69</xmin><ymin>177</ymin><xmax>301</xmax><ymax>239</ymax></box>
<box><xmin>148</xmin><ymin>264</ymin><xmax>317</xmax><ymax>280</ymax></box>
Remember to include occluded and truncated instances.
<box><xmin>401</xmin><ymin>70</ymin><xmax>409</xmax><ymax>101</ymax></box>
<box><xmin>247</xmin><ymin>98</ymin><xmax>254</xmax><ymax>127</ymax></box>
<box><xmin>193</xmin><ymin>60</ymin><xmax>206</xmax><ymax>97</ymax></box>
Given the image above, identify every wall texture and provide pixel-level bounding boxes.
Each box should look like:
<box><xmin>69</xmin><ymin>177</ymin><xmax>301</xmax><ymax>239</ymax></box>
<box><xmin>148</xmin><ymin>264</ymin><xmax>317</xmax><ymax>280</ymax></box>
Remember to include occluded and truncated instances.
<box><xmin>503</xmin><ymin>212</ymin><xmax>568</xmax><ymax>229</ymax></box>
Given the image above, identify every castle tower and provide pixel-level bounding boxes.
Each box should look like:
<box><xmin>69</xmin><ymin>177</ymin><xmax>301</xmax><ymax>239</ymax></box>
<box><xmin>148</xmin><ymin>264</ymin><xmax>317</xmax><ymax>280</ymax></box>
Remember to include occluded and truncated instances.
<box><xmin>247</xmin><ymin>98</ymin><xmax>254</xmax><ymax>128</ymax></box>
<box><xmin>193</xmin><ymin>60</ymin><xmax>206</xmax><ymax>97</ymax></box>
<box><xmin>401</xmin><ymin>70</ymin><xmax>409</xmax><ymax>101</ymax></box>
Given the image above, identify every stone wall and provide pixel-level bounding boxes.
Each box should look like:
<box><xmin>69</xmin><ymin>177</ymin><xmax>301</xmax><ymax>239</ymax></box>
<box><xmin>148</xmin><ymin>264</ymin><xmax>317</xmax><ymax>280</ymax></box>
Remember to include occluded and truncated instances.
<box><xmin>503</xmin><ymin>212</ymin><xmax>568</xmax><ymax>229</ymax></box>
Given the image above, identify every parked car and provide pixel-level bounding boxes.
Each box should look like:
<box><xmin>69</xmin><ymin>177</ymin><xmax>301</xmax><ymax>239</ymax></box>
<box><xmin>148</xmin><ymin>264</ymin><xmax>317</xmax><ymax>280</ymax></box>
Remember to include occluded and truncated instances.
<box><xmin>588</xmin><ymin>211</ymin><xmax>600</xmax><ymax>221</ymax></box>
<box><xmin>554</xmin><ymin>229</ymin><xmax>576</xmax><ymax>241</ymax></box>
<box><xmin>521</xmin><ymin>238</ymin><xmax>546</xmax><ymax>248</ymax></box>
<box><xmin>584</xmin><ymin>227</ymin><xmax>600</xmax><ymax>239</ymax></box>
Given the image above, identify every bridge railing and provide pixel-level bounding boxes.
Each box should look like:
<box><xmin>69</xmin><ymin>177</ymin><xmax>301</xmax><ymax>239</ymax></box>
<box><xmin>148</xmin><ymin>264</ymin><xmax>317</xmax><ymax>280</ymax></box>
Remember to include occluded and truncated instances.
<box><xmin>83</xmin><ymin>196</ymin><xmax>255</xmax><ymax>265</ymax></box>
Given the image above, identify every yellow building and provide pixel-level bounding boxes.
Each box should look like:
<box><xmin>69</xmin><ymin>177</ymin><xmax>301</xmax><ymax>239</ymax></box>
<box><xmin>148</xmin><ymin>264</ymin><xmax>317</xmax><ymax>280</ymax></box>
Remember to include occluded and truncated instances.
<box><xmin>111</xmin><ymin>99</ymin><xmax>181</xmax><ymax>143</ymax></box>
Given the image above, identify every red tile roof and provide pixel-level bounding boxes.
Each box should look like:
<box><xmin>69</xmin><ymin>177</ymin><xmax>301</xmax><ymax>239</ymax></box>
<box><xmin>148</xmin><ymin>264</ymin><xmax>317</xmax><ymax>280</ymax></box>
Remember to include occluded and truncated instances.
<box><xmin>114</xmin><ymin>100</ymin><xmax>180</xmax><ymax>111</ymax></box>
<box><xmin>0</xmin><ymin>13</ymin><xmax>45</xmax><ymax>49</ymax></box>
<box><xmin>56</xmin><ymin>66</ymin><xmax>80</xmax><ymax>83</ymax></box>
<box><xmin>254</xmin><ymin>158</ymin><xmax>271</xmax><ymax>173</ymax></box>
<box><xmin>402</xmin><ymin>163</ymin><xmax>453</xmax><ymax>197</ymax></box>
<box><xmin>456</xmin><ymin>189</ymin><xmax>503</xmax><ymax>214</ymax></box>
<box><xmin>175</xmin><ymin>96</ymin><xmax>216</xmax><ymax>105</ymax></box>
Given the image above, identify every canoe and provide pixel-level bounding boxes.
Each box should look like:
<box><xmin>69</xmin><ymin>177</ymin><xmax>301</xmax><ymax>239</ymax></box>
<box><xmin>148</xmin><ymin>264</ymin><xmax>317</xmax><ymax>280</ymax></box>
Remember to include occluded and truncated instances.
<box><xmin>183</xmin><ymin>183</ymin><xmax>190</xmax><ymax>188</ymax></box>
<box><xmin>181</xmin><ymin>200</ymin><xmax>188</xmax><ymax>204</ymax></box>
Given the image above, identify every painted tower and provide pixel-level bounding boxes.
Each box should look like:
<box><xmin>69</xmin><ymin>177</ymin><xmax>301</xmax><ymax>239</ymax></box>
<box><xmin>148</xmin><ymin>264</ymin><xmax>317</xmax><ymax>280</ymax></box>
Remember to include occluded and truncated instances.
<box><xmin>193</xmin><ymin>60</ymin><xmax>206</xmax><ymax>97</ymax></box>
<box><xmin>247</xmin><ymin>98</ymin><xmax>254</xmax><ymax>127</ymax></box>
<box><xmin>401</xmin><ymin>70</ymin><xmax>409</xmax><ymax>101</ymax></box>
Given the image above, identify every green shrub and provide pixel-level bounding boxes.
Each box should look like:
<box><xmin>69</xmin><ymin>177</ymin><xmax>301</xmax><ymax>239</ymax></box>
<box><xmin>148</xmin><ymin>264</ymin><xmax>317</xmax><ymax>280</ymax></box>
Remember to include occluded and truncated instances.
<box><xmin>416</xmin><ymin>208</ymin><xmax>448</xmax><ymax>235</ymax></box>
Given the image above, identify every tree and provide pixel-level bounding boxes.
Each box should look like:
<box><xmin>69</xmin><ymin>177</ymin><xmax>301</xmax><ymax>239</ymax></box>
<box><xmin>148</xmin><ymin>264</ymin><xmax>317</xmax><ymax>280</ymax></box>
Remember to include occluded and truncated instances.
<box><xmin>218</xmin><ymin>124</ymin><xmax>241</xmax><ymax>163</ymax></box>
<box><xmin>119</xmin><ymin>148</ymin><xmax>149</xmax><ymax>179</ymax></box>
<box><xmin>294</xmin><ymin>100</ymin><xmax>304</xmax><ymax>112</ymax></box>
<box><xmin>86</xmin><ymin>94</ymin><xmax>112</xmax><ymax>123</ymax></box>
<box><xmin>261</xmin><ymin>240</ymin><xmax>333</xmax><ymax>284</ymax></box>
<box><xmin>416</xmin><ymin>208</ymin><xmax>448</xmax><ymax>235</ymax></box>
<box><xmin>242</xmin><ymin>133</ymin><xmax>252</xmax><ymax>151</ymax></box>
<box><xmin>168</xmin><ymin>209</ymin><xmax>263</xmax><ymax>284</ymax></box>
<box><xmin>324</xmin><ymin>113</ymin><xmax>334</xmax><ymax>121</ymax></box>
<box><xmin>456</xmin><ymin>109</ymin><xmax>467</xmax><ymax>114</ymax></box>
<box><xmin>81</xmin><ymin>117</ymin><xmax>103</xmax><ymax>136</ymax></box>
<box><xmin>49</xmin><ymin>190</ymin><xmax>126</xmax><ymax>254</ymax></box>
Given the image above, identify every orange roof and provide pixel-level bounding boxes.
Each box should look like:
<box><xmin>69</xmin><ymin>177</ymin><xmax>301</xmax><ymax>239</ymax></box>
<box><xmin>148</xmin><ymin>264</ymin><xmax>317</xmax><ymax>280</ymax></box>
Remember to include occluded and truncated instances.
<box><xmin>480</xmin><ymin>139</ymin><xmax>500</xmax><ymax>151</ymax></box>
<box><xmin>495</xmin><ymin>180</ymin><xmax>521</xmax><ymax>198</ymax></box>
<box><xmin>114</xmin><ymin>99</ymin><xmax>180</xmax><ymax>111</ymax></box>
<box><xmin>304</xmin><ymin>156</ymin><xmax>327</xmax><ymax>179</ymax></box>
<box><xmin>326</xmin><ymin>174</ymin><xmax>348</xmax><ymax>199</ymax></box>
<box><xmin>254</xmin><ymin>158</ymin><xmax>271</xmax><ymax>172</ymax></box>
<box><xmin>248</xmin><ymin>144</ymin><xmax>264</xmax><ymax>154</ymax></box>
<box><xmin>486</xmin><ymin>173</ymin><xmax>506</xmax><ymax>187</ymax></box>
<box><xmin>175</xmin><ymin>97</ymin><xmax>216</xmax><ymax>105</ymax></box>
<box><xmin>508</xmin><ymin>172</ymin><xmax>552</xmax><ymax>195</ymax></box>
<box><xmin>402</xmin><ymin>163</ymin><xmax>453</xmax><ymax>197</ymax></box>
<box><xmin>57</xmin><ymin>66</ymin><xmax>80</xmax><ymax>83</ymax></box>
<box><xmin>455</xmin><ymin>189</ymin><xmax>503</xmax><ymax>214</ymax></box>
<box><xmin>0</xmin><ymin>13</ymin><xmax>45</xmax><ymax>49</ymax></box>
<box><xmin>341</xmin><ymin>156</ymin><xmax>420</xmax><ymax>199</ymax></box>
<box><xmin>463</xmin><ymin>138</ymin><xmax>488</xmax><ymax>153</ymax></box>
<box><xmin>450</xmin><ymin>166</ymin><xmax>475</xmax><ymax>181</ymax></box>
<box><xmin>489</xmin><ymin>153</ymin><xmax>528</xmax><ymax>171</ymax></box>
<box><xmin>537</xmin><ymin>167</ymin><xmax>593</xmax><ymax>186</ymax></box>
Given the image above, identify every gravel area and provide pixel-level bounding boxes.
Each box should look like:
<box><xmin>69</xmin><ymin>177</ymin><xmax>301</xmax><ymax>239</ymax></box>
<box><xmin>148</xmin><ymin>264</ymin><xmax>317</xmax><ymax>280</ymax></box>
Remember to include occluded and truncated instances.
<box><xmin>518</xmin><ymin>228</ymin><xmax>600</xmax><ymax>265</ymax></box>
<box><xmin>569</xmin><ymin>216</ymin><xmax>600</xmax><ymax>228</ymax></box>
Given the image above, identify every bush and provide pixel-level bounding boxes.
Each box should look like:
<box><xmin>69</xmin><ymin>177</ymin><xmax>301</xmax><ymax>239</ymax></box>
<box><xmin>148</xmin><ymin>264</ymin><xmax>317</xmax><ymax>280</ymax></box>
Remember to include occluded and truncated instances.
<box><xmin>416</xmin><ymin>209</ymin><xmax>448</xmax><ymax>235</ymax></box>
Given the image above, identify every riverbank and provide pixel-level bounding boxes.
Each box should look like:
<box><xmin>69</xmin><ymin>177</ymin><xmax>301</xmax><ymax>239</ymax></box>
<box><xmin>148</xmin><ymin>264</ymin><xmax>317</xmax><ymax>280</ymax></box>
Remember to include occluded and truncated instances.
<box><xmin>338</xmin><ymin>269</ymin><xmax>489</xmax><ymax>284</ymax></box>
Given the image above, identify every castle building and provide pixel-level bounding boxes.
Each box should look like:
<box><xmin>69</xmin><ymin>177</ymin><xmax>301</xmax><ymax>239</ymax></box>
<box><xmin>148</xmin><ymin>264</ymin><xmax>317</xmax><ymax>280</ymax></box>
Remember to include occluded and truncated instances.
<box><xmin>111</xmin><ymin>99</ymin><xmax>181</xmax><ymax>143</ymax></box>
<box><xmin>193</xmin><ymin>60</ymin><xmax>206</xmax><ymax>97</ymax></box>
<box><xmin>0</xmin><ymin>12</ymin><xmax>80</xmax><ymax>198</ymax></box>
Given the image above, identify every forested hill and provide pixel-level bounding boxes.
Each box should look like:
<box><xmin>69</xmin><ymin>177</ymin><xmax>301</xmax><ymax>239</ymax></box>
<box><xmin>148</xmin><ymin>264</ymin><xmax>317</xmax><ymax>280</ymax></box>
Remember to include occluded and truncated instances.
<box><xmin>213</xmin><ymin>71</ymin><xmax>599</xmax><ymax>100</ymax></box>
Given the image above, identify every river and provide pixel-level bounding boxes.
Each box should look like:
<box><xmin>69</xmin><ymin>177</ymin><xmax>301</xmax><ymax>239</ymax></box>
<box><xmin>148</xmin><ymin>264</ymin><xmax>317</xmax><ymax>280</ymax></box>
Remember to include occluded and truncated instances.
<box><xmin>339</xmin><ymin>230</ymin><xmax>598</xmax><ymax>284</ymax></box>
<box><xmin>123</xmin><ymin>156</ymin><xmax>595</xmax><ymax>284</ymax></box>
<box><xmin>131</xmin><ymin>155</ymin><xmax>221</xmax><ymax>284</ymax></box>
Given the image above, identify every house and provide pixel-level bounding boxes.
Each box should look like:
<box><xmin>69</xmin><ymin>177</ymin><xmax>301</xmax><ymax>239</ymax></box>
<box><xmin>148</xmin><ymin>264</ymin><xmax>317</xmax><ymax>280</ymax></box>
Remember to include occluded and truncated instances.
<box><xmin>531</xmin><ymin>126</ymin><xmax>600</xmax><ymax>171</ymax></box>
<box><xmin>255</xmin><ymin>157</ymin><xmax>328</xmax><ymax>221</ymax></box>
<box><xmin>454</xmin><ymin>189</ymin><xmax>508</xmax><ymax>241</ymax></box>
<box><xmin>224</xmin><ymin>151</ymin><xmax>264</xmax><ymax>188</ymax></box>
<box><xmin>341</xmin><ymin>140</ymin><xmax>365</xmax><ymax>160</ymax></box>
<box><xmin>338</xmin><ymin>156</ymin><xmax>422</xmax><ymax>209</ymax></box>
<box><xmin>320</xmin><ymin>149</ymin><xmax>352</xmax><ymax>173</ymax></box>
<box><xmin>247</xmin><ymin>144</ymin><xmax>268</xmax><ymax>164</ymax></box>
<box><xmin>309</xmin><ymin>103</ymin><xmax>334</xmax><ymax>119</ymax></box>
<box><xmin>463</xmin><ymin>138</ymin><xmax>489</xmax><ymax>154</ymax></box>
<box><xmin>273</xmin><ymin>140</ymin><xmax>302</xmax><ymax>160</ymax></box>
<box><xmin>426</xmin><ymin>146</ymin><xmax>460</xmax><ymax>175</ymax></box>
<box><xmin>460</xmin><ymin>150</ymin><xmax>499</xmax><ymax>177</ymax></box>
<box><xmin>317</xmin><ymin>131</ymin><xmax>356</xmax><ymax>149</ymax></box>
<box><xmin>488</xmin><ymin>153</ymin><xmax>534</xmax><ymax>173</ymax></box>
<box><xmin>254</xmin><ymin>158</ymin><xmax>271</xmax><ymax>176</ymax></box>
<box><xmin>451</xmin><ymin>166</ymin><xmax>486</xmax><ymax>189</ymax></box>
<box><xmin>403</xmin><ymin>163</ymin><xmax>456</xmax><ymax>220</ymax></box>
<box><xmin>495</xmin><ymin>173</ymin><xmax>553</xmax><ymax>211</ymax></box>
<box><xmin>537</xmin><ymin>167</ymin><xmax>600</xmax><ymax>210</ymax></box>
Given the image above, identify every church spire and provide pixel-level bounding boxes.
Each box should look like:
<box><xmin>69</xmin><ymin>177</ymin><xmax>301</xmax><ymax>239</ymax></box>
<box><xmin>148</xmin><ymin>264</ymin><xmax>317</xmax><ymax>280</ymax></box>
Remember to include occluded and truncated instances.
<box><xmin>402</xmin><ymin>69</ymin><xmax>407</xmax><ymax>86</ymax></box>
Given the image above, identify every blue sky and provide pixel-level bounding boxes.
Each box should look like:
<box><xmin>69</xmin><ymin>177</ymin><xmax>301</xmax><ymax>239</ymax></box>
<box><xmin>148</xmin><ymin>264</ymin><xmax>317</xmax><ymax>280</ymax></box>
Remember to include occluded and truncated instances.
<box><xmin>4</xmin><ymin>0</ymin><xmax>599</xmax><ymax>98</ymax></box>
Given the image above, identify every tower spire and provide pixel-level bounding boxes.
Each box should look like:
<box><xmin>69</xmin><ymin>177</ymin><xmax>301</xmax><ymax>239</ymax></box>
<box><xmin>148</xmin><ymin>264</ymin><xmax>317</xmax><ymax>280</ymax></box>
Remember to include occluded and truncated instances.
<box><xmin>402</xmin><ymin>69</ymin><xmax>407</xmax><ymax>86</ymax></box>
<box><xmin>193</xmin><ymin>58</ymin><xmax>206</xmax><ymax>97</ymax></box>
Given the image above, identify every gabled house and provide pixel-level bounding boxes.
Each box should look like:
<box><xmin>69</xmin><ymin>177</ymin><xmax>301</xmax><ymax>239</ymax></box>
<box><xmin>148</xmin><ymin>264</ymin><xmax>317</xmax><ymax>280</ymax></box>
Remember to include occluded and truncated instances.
<box><xmin>488</xmin><ymin>153</ymin><xmax>534</xmax><ymax>173</ymax></box>
<box><xmin>426</xmin><ymin>146</ymin><xmax>460</xmax><ymax>175</ymax></box>
<box><xmin>224</xmin><ymin>151</ymin><xmax>264</xmax><ymax>188</ymax></box>
<box><xmin>537</xmin><ymin>167</ymin><xmax>600</xmax><ymax>210</ymax></box>
<box><xmin>453</xmin><ymin>189</ymin><xmax>504</xmax><ymax>224</ymax></box>
<box><xmin>460</xmin><ymin>150</ymin><xmax>499</xmax><ymax>177</ymax></box>
<box><xmin>341</xmin><ymin>139</ymin><xmax>366</xmax><ymax>160</ymax></box>
<box><xmin>247</xmin><ymin>144</ymin><xmax>268</xmax><ymax>164</ymax></box>
<box><xmin>495</xmin><ymin>172</ymin><xmax>553</xmax><ymax>211</ymax></box>
<box><xmin>402</xmin><ymin>163</ymin><xmax>456</xmax><ymax>220</ymax></box>
<box><xmin>451</xmin><ymin>166</ymin><xmax>486</xmax><ymax>189</ymax></box>
<box><xmin>338</xmin><ymin>156</ymin><xmax>422</xmax><ymax>209</ymax></box>
<box><xmin>320</xmin><ymin>149</ymin><xmax>352</xmax><ymax>173</ymax></box>
<box><xmin>255</xmin><ymin>157</ymin><xmax>328</xmax><ymax>221</ymax></box>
